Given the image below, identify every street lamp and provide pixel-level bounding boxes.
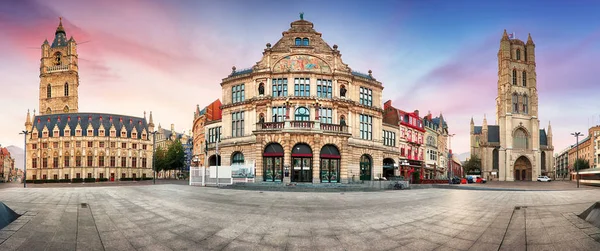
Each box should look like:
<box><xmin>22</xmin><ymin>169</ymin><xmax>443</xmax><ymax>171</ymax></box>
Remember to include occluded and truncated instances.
<box><xmin>571</xmin><ymin>132</ymin><xmax>582</xmax><ymax>188</ymax></box>
<box><xmin>19</xmin><ymin>130</ymin><xmax>30</xmax><ymax>188</ymax></box>
<box><xmin>150</xmin><ymin>131</ymin><xmax>158</xmax><ymax>185</ymax></box>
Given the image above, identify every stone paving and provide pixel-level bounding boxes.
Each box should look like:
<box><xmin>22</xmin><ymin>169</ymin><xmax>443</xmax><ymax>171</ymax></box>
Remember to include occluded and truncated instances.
<box><xmin>0</xmin><ymin>184</ymin><xmax>600</xmax><ymax>250</ymax></box>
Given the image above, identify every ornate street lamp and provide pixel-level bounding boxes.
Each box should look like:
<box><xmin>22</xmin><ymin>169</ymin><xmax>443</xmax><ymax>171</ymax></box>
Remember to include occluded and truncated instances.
<box><xmin>571</xmin><ymin>132</ymin><xmax>582</xmax><ymax>188</ymax></box>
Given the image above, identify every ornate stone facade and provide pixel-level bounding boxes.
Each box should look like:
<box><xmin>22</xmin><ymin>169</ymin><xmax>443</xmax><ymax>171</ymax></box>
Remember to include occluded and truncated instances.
<box><xmin>470</xmin><ymin>31</ymin><xmax>554</xmax><ymax>181</ymax></box>
<box><xmin>24</xmin><ymin>19</ymin><xmax>153</xmax><ymax>181</ymax></box>
<box><xmin>202</xmin><ymin>17</ymin><xmax>398</xmax><ymax>183</ymax></box>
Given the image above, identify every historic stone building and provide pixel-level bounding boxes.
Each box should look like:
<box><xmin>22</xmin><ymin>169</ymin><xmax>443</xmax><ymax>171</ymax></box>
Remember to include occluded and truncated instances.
<box><xmin>0</xmin><ymin>147</ymin><xmax>15</xmax><ymax>182</ymax></box>
<box><xmin>423</xmin><ymin>112</ymin><xmax>449</xmax><ymax>179</ymax></box>
<box><xmin>470</xmin><ymin>31</ymin><xmax>554</xmax><ymax>181</ymax></box>
<box><xmin>155</xmin><ymin>123</ymin><xmax>190</xmax><ymax>150</ymax></box>
<box><xmin>24</xmin><ymin>19</ymin><xmax>154</xmax><ymax>181</ymax></box>
<box><xmin>565</xmin><ymin>125</ymin><xmax>600</xmax><ymax>180</ymax></box>
<box><xmin>202</xmin><ymin>16</ymin><xmax>399</xmax><ymax>183</ymax></box>
<box><xmin>192</xmin><ymin>99</ymin><xmax>222</xmax><ymax>167</ymax></box>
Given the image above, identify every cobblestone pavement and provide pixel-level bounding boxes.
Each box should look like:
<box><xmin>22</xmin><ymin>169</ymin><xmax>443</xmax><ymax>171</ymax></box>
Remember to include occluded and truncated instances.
<box><xmin>459</xmin><ymin>180</ymin><xmax>600</xmax><ymax>191</ymax></box>
<box><xmin>1</xmin><ymin>185</ymin><xmax>600</xmax><ymax>250</ymax></box>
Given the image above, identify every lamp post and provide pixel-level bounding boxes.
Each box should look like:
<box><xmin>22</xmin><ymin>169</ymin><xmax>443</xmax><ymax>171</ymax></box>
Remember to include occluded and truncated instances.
<box><xmin>571</xmin><ymin>132</ymin><xmax>582</xmax><ymax>188</ymax></box>
<box><xmin>150</xmin><ymin>131</ymin><xmax>157</xmax><ymax>185</ymax></box>
<box><xmin>19</xmin><ymin>130</ymin><xmax>30</xmax><ymax>188</ymax></box>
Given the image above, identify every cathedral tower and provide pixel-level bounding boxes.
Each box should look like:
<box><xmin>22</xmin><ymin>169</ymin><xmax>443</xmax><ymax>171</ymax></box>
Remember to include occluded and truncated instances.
<box><xmin>39</xmin><ymin>18</ymin><xmax>79</xmax><ymax>115</ymax></box>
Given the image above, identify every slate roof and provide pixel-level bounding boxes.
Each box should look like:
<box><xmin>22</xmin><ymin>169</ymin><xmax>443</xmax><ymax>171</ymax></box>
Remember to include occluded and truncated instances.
<box><xmin>351</xmin><ymin>71</ymin><xmax>374</xmax><ymax>80</ymax></box>
<box><xmin>33</xmin><ymin>113</ymin><xmax>148</xmax><ymax>139</ymax></box>
<box><xmin>431</xmin><ymin>117</ymin><xmax>447</xmax><ymax>128</ymax></box>
<box><xmin>159</xmin><ymin>128</ymin><xmax>185</xmax><ymax>141</ymax></box>
<box><xmin>488</xmin><ymin>125</ymin><xmax>500</xmax><ymax>143</ymax></box>
<box><xmin>539</xmin><ymin>129</ymin><xmax>547</xmax><ymax>146</ymax></box>
<box><xmin>473</xmin><ymin>126</ymin><xmax>482</xmax><ymax>134</ymax></box>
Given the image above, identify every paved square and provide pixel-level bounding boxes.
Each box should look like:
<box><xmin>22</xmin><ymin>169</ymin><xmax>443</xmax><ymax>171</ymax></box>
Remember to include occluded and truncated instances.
<box><xmin>1</xmin><ymin>184</ymin><xmax>600</xmax><ymax>250</ymax></box>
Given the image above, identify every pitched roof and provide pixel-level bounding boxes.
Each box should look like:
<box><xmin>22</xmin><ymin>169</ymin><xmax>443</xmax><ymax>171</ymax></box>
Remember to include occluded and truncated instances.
<box><xmin>431</xmin><ymin>117</ymin><xmax>447</xmax><ymax>128</ymax></box>
<box><xmin>539</xmin><ymin>129</ymin><xmax>547</xmax><ymax>146</ymax></box>
<box><xmin>33</xmin><ymin>113</ymin><xmax>148</xmax><ymax>139</ymax></box>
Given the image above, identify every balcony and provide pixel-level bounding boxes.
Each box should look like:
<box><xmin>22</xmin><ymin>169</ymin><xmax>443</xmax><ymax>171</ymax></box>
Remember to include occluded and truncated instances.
<box><xmin>289</xmin><ymin>121</ymin><xmax>314</xmax><ymax>129</ymax></box>
<box><xmin>255</xmin><ymin>121</ymin><xmax>350</xmax><ymax>135</ymax></box>
<box><xmin>256</xmin><ymin>122</ymin><xmax>284</xmax><ymax>130</ymax></box>
<box><xmin>320</xmin><ymin>123</ymin><xmax>348</xmax><ymax>133</ymax></box>
<box><xmin>47</xmin><ymin>65</ymin><xmax>69</xmax><ymax>73</ymax></box>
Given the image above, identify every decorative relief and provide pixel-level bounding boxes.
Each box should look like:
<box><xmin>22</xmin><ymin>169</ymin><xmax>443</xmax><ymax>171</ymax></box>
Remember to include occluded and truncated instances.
<box><xmin>272</xmin><ymin>55</ymin><xmax>331</xmax><ymax>73</ymax></box>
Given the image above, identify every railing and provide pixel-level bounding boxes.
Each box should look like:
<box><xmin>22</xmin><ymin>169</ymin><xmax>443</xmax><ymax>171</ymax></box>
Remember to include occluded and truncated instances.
<box><xmin>47</xmin><ymin>65</ymin><xmax>69</xmax><ymax>73</ymax></box>
<box><xmin>256</xmin><ymin>122</ymin><xmax>284</xmax><ymax>130</ymax></box>
<box><xmin>320</xmin><ymin>123</ymin><xmax>348</xmax><ymax>133</ymax></box>
<box><xmin>289</xmin><ymin>121</ymin><xmax>314</xmax><ymax>129</ymax></box>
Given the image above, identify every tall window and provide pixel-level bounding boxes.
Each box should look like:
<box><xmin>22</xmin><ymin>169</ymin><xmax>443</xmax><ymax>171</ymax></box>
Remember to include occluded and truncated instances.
<box><xmin>383</xmin><ymin>130</ymin><xmax>396</xmax><ymax>147</ymax></box>
<box><xmin>271</xmin><ymin>106</ymin><xmax>286</xmax><ymax>122</ymax></box>
<box><xmin>64</xmin><ymin>156</ymin><xmax>69</xmax><ymax>167</ymax></box>
<box><xmin>43</xmin><ymin>158</ymin><xmax>48</xmax><ymax>168</ymax></box>
<box><xmin>53</xmin><ymin>157</ymin><xmax>58</xmax><ymax>168</ymax></box>
<box><xmin>295</xmin><ymin>38</ymin><xmax>301</xmax><ymax>46</ymax></box>
<box><xmin>513</xmin><ymin>128</ymin><xmax>528</xmax><ymax>149</ymax></box>
<box><xmin>360</xmin><ymin>114</ymin><xmax>373</xmax><ymax>140</ymax></box>
<box><xmin>121</xmin><ymin>157</ymin><xmax>126</xmax><ymax>167</ymax></box>
<box><xmin>32</xmin><ymin>158</ymin><xmax>38</xmax><ymax>168</ymax></box>
<box><xmin>522</xmin><ymin>71</ymin><xmax>527</xmax><ymax>86</ymax></box>
<box><xmin>132</xmin><ymin>158</ymin><xmax>137</xmax><ymax>168</ymax></box>
<box><xmin>493</xmin><ymin>148</ymin><xmax>499</xmax><ymax>170</ymax></box>
<box><xmin>207</xmin><ymin>127</ymin><xmax>221</xmax><ymax>143</ymax></box>
<box><xmin>319</xmin><ymin>108</ymin><xmax>332</xmax><ymax>124</ymax></box>
<box><xmin>295</xmin><ymin>107</ymin><xmax>310</xmax><ymax>121</ymax></box>
<box><xmin>99</xmin><ymin>156</ymin><xmax>104</xmax><ymax>167</ymax></box>
<box><xmin>303</xmin><ymin>38</ymin><xmax>309</xmax><ymax>46</ymax></box>
<box><xmin>512</xmin><ymin>69</ymin><xmax>517</xmax><ymax>85</ymax></box>
<box><xmin>524</xmin><ymin>48</ymin><xmax>528</xmax><ymax>62</ymax></box>
<box><xmin>76</xmin><ymin>156</ymin><xmax>81</xmax><ymax>167</ymax></box>
<box><xmin>317</xmin><ymin>79</ymin><xmax>332</xmax><ymax>98</ymax></box>
<box><xmin>232</xmin><ymin>111</ymin><xmax>245</xmax><ymax>137</ymax></box>
<box><xmin>47</xmin><ymin>84</ymin><xmax>52</xmax><ymax>98</ymax></box>
<box><xmin>516</xmin><ymin>49</ymin><xmax>521</xmax><ymax>60</ymax></box>
<box><xmin>512</xmin><ymin>93</ymin><xmax>519</xmax><ymax>113</ymax></box>
<box><xmin>110</xmin><ymin>156</ymin><xmax>116</xmax><ymax>167</ymax></box>
<box><xmin>232</xmin><ymin>84</ymin><xmax>245</xmax><ymax>103</ymax></box>
<box><xmin>522</xmin><ymin>95</ymin><xmax>528</xmax><ymax>114</ymax></box>
<box><xmin>142</xmin><ymin>158</ymin><xmax>147</xmax><ymax>168</ymax></box>
<box><xmin>232</xmin><ymin>152</ymin><xmax>244</xmax><ymax>165</ymax></box>
<box><xmin>294</xmin><ymin>78</ymin><xmax>310</xmax><ymax>97</ymax></box>
<box><xmin>359</xmin><ymin>87</ymin><xmax>372</xmax><ymax>106</ymax></box>
<box><xmin>272</xmin><ymin>78</ymin><xmax>288</xmax><ymax>97</ymax></box>
<box><xmin>87</xmin><ymin>156</ymin><xmax>93</xmax><ymax>166</ymax></box>
<box><xmin>64</xmin><ymin>83</ymin><xmax>69</xmax><ymax>96</ymax></box>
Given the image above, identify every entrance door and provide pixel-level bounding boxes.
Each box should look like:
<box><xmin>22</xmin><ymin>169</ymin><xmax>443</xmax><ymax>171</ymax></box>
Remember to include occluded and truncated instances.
<box><xmin>110</xmin><ymin>173</ymin><xmax>115</xmax><ymax>181</ymax></box>
<box><xmin>264</xmin><ymin>157</ymin><xmax>283</xmax><ymax>182</ymax></box>
<box><xmin>360</xmin><ymin>154</ymin><xmax>372</xmax><ymax>181</ymax></box>
<box><xmin>514</xmin><ymin>156</ymin><xmax>532</xmax><ymax>181</ymax></box>
<box><xmin>320</xmin><ymin>158</ymin><xmax>340</xmax><ymax>183</ymax></box>
<box><xmin>292</xmin><ymin>157</ymin><xmax>312</xmax><ymax>182</ymax></box>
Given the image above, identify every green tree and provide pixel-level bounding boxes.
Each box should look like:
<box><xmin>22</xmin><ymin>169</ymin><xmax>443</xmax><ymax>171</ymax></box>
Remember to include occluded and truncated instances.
<box><xmin>166</xmin><ymin>139</ymin><xmax>185</xmax><ymax>171</ymax></box>
<box><xmin>574</xmin><ymin>158</ymin><xmax>590</xmax><ymax>171</ymax></box>
<box><xmin>462</xmin><ymin>154</ymin><xmax>481</xmax><ymax>176</ymax></box>
<box><xmin>154</xmin><ymin>146</ymin><xmax>167</xmax><ymax>172</ymax></box>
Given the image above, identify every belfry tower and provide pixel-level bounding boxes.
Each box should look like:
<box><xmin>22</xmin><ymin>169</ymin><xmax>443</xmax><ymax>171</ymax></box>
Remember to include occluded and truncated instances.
<box><xmin>39</xmin><ymin>17</ymin><xmax>79</xmax><ymax>115</ymax></box>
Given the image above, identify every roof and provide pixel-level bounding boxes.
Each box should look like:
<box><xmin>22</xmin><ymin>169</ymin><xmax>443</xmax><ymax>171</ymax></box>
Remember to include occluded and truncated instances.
<box><xmin>473</xmin><ymin>126</ymin><xmax>482</xmax><ymax>134</ymax></box>
<box><xmin>160</xmin><ymin>128</ymin><xmax>185</xmax><ymax>141</ymax></box>
<box><xmin>51</xmin><ymin>19</ymin><xmax>68</xmax><ymax>48</ymax></box>
<box><xmin>351</xmin><ymin>71</ymin><xmax>374</xmax><ymax>80</ymax></box>
<box><xmin>488</xmin><ymin>126</ymin><xmax>500</xmax><ymax>143</ymax></box>
<box><xmin>431</xmin><ymin>117</ymin><xmax>447</xmax><ymax>128</ymax></box>
<box><xmin>32</xmin><ymin>113</ymin><xmax>148</xmax><ymax>139</ymax></box>
<box><xmin>229</xmin><ymin>67</ymin><xmax>253</xmax><ymax>77</ymax></box>
<box><xmin>539</xmin><ymin>129</ymin><xmax>548</xmax><ymax>146</ymax></box>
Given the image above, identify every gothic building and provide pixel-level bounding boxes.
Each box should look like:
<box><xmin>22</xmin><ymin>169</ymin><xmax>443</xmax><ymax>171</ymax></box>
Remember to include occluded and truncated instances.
<box><xmin>470</xmin><ymin>30</ymin><xmax>554</xmax><ymax>181</ymax></box>
<box><xmin>24</xmin><ymin>19</ymin><xmax>154</xmax><ymax>181</ymax></box>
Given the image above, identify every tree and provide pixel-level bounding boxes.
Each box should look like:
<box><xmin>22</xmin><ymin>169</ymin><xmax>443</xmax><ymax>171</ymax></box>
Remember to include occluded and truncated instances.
<box><xmin>166</xmin><ymin>139</ymin><xmax>185</xmax><ymax>172</ymax></box>
<box><xmin>574</xmin><ymin>158</ymin><xmax>590</xmax><ymax>171</ymax></box>
<box><xmin>463</xmin><ymin>154</ymin><xmax>481</xmax><ymax>176</ymax></box>
<box><xmin>154</xmin><ymin>146</ymin><xmax>167</xmax><ymax>172</ymax></box>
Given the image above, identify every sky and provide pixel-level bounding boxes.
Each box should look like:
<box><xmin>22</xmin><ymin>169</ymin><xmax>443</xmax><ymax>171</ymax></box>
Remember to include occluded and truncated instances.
<box><xmin>1</xmin><ymin>0</ymin><xmax>600</xmax><ymax>157</ymax></box>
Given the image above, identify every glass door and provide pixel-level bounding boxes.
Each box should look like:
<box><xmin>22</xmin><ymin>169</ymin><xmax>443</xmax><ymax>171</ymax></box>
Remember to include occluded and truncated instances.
<box><xmin>320</xmin><ymin>159</ymin><xmax>339</xmax><ymax>183</ymax></box>
<box><xmin>264</xmin><ymin>157</ymin><xmax>283</xmax><ymax>182</ymax></box>
<box><xmin>292</xmin><ymin>157</ymin><xmax>312</xmax><ymax>182</ymax></box>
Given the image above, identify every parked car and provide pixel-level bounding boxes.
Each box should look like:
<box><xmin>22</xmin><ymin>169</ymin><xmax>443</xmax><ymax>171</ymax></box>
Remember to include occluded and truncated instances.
<box><xmin>537</xmin><ymin>176</ymin><xmax>552</xmax><ymax>182</ymax></box>
<box><xmin>450</xmin><ymin>177</ymin><xmax>461</xmax><ymax>184</ymax></box>
<box><xmin>476</xmin><ymin>177</ymin><xmax>487</xmax><ymax>183</ymax></box>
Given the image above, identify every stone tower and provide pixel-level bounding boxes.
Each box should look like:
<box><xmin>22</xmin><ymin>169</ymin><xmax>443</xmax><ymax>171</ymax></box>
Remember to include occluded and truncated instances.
<box><xmin>39</xmin><ymin>18</ymin><xmax>79</xmax><ymax>115</ymax></box>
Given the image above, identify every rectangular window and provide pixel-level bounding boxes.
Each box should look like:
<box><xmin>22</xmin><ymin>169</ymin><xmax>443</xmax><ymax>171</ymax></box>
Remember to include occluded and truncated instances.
<box><xmin>207</xmin><ymin>127</ymin><xmax>221</xmax><ymax>143</ymax></box>
<box><xmin>87</xmin><ymin>156</ymin><xmax>93</xmax><ymax>166</ymax></box>
<box><xmin>99</xmin><ymin>157</ymin><xmax>104</xmax><ymax>167</ymax></box>
<box><xmin>88</xmin><ymin>173</ymin><xmax>92</xmax><ymax>179</ymax></box>
<box><xmin>64</xmin><ymin>174</ymin><xmax>69</xmax><ymax>180</ymax></box>
<box><xmin>272</xmin><ymin>78</ymin><xmax>288</xmax><ymax>97</ymax></box>
<box><xmin>87</xmin><ymin>141</ymin><xmax>93</xmax><ymax>148</ymax></box>
<box><xmin>42</xmin><ymin>143</ymin><xmax>48</xmax><ymax>149</ymax></box>
<box><xmin>76</xmin><ymin>141</ymin><xmax>81</xmax><ymax>147</ymax></box>
<box><xmin>111</xmin><ymin>142</ymin><xmax>116</xmax><ymax>148</ymax></box>
<box><xmin>271</xmin><ymin>106</ymin><xmax>287</xmax><ymax>122</ymax></box>
<box><xmin>142</xmin><ymin>158</ymin><xmax>147</xmax><ymax>168</ymax></box>
<box><xmin>99</xmin><ymin>173</ymin><xmax>104</xmax><ymax>179</ymax></box>
<box><xmin>110</xmin><ymin>156</ymin><xmax>116</xmax><ymax>167</ymax></box>
<box><xmin>53</xmin><ymin>157</ymin><xmax>59</xmax><ymax>168</ymax></box>
<box><xmin>121</xmin><ymin>157</ymin><xmax>127</xmax><ymax>167</ymax></box>
<box><xmin>383</xmin><ymin>130</ymin><xmax>396</xmax><ymax>147</ymax></box>
<box><xmin>76</xmin><ymin>156</ymin><xmax>81</xmax><ymax>167</ymax></box>
<box><xmin>43</xmin><ymin>158</ymin><xmax>48</xmax><ymax>168</ymax></box>
<box><xmin>122</xmin><ymin>173</ymin><xmax>126</xmax><ymax>179</ymax></box>
<box><xmin>132</xmin><ymin>143</ymin><xmax>137</xmax><ymax>149</ymax></box>
<box><xmin>132</xmin><ymin>158</ymin><xmax>137</xmax><ymax>168</ymax></box>
<box><xmin>32</xmin><ymin>144</ymin><xmax>37</xmax><ymax>150</ymax></box>
<box><xmin>64</xmin><ymin>142</ymin><xmax>69</xmax><ymax>148</ymax></box>
<box><xmin>64</xmin><ymin>157</ymin><xmax>70</xmax><ymax>167</ymax></box>
<box><xmin>99</xmin><ymin>142</ymin><xmax>105</xmax><ymax>148</ymax></box>
<box><xmin>142</xmin><ymin>144</ymin><xmax>147</xmax><ymax>150</ymax></box>
<box><xmin>232</xmin><ymin>111</ymin><xmax>245</xmax><ymax>137</ymax></box>
<box><xmin>122</xmin><ymin>143</ymin><xmax>127</xmax><ymax>148</ymax></box>
<box><xmin>316</xmin><ymin>79</ymin><xmax>332</xmax><ymax>98</ymax></box>
<box><xmin>319</xmin><ymin>108</ymin><xmax>333</xmax><ymax>124</ymax></box>
<box><xmin>359</xmin><ymin>87</ymin><xmax>373</xmax><ymax>106</ymax></box>
<box><xmin>53</xmin><ymin>142</ymin><xmax>58</xmax><ymax>148</ymax></box>
<box><xmin>232</xmin><ymin>84</ymin><xmax>245</xmax><ymax>103</ymax></box>
<box><xmin>359</xmin><ymin>114</ymin><xmax>373</xmax><ymax>140</ymax></box>
<box><xmin>294</xmin><ymin>78</ymin><xmax>310</xmax><ymax>97</ymax></box>
<box><xmin>32</xmin><ymin>158</ymin><xmax>37</xmax><ymax>168</ymax></box>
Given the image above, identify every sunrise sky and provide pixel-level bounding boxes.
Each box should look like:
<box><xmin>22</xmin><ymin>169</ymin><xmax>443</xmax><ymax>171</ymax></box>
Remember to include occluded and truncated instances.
<box><xmin>1</xmin><ymin>0</ymin><xmax>599</xmax><ymax>157</ymax></box>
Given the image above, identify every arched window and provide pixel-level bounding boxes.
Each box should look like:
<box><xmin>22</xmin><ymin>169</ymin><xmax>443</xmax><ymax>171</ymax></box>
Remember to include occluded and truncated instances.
<box><xmin>522</xmin><ymin>95</ymin><xmax>528</xmax><ymax>114</ymax></box>
<box><xmin>522</xmin><ymin>71</ymin><xmax>527</xmax><ymax>87</ymax></box>
<box><xmin>232</xmin><ymin>152</ymin><xmax>244</xmax><ymax>165</ymax></box>
<box><xmin>47</xmin><ymin>84</ymin><xmax>52</xmax><ymax>98</ymax></box>
<box><xmin>295</xmin><ymin>106</ymin><xmax>310</xmax><ymax>121</ymax></box>
<box><xmin>303</xmin><ymin>38</ymin><xmax>309</xmax><ymax>46</ymax></box>
<box><xmin>63</xmin><ymin>106</ymin><xmax>69</xmax><ymax>113</ymax></box>
<box><xmin>64</xmin><ymin>83</ymin><xmax>69</xmax><ymax>96</ymax></box>
<box><xmin>46</xmin><ymin>107</ymin><xmax>51</xmax><ymax>114</ymax></box>
<box><xmin>54</xmin><ymin>52</ymin><xmax>62</xmax><ymax>65</ymax></box>
<box><xmin>492</xmin><ymin>148</ymin><xmax>499</xmax><ymax>171</ymax></box>
<box><xmin>541</xmin><ymin>151</ymin><xmax>546</xmax><ymax>170</ymax></box>
<box><xmin>512</xmin><ymin>69</ymin><xmax>517</xmax><ymax>85</ymax></box>
<box><xmin>360</xmin><ymin>154</ymin><xmax>372</xmax><ymax>181</ymax></box>
<box><xmin>513</xmin><ymin>128</ymin><xmax>528</xmax><ymax>149</ymax></box>
<box><xmin>524</xmin><ymin>48</ymin><xmax>528</xmax><ymax>62</ymax></box>
<box><xmin>295</xmin><ymin>38</ymin><xmax>301</xmax><ymax>46</ymax></box>
<box><xmin>512</xmin><ymin>93</ymin><xmax>519</xmax><ymax>113</ymax></box>
<box><xmin>516</xmin><ymin>49</ymin><xmax>521</xmax><ymax>60</ymax></box>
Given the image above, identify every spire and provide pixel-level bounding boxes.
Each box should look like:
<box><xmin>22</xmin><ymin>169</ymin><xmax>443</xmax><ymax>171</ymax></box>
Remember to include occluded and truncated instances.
<box><xmin>43</xmin><ymin>39</ymin><xmax>49</xmax><ymax>45</ymax></box>
<box><xmin>548</xmin><ymin>121</ymin><xmax>552</xmax><ymax>136</ymax></box>
<box><xmin>526</xmin><ymin>33</ymin><xmax>534</xmax><ymax>45</ymax></box>
<box><xmin>502</xmin><ymin>29</ymin><xmax>509</xmax><ymax>41</ymax></box>
<box><xmin>25</xmin><ymin>109</ymin><xmax>32</xmax><ymax>127</ymax></box>
<box><xmin>482</xmin><ymin>114</ymin><xmax>488</xmax><ymax>130</ymax></box>
<box><xmin>470</xmin><ymin>117</ymin><xmax>474</xmax><ymax>125</ymax></box>
<box><xmin>148</xmin><ymin>111</ymin><xmax>154</xmax><ymax>127</ymax></box>
<box><xmin>56</xmin><ymin>17</ymin><xmax>65</xmax><ymax>35</ymax></box>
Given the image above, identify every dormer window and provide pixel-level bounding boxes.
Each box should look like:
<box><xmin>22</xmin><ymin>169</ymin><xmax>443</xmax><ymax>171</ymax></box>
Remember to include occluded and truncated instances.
<box><xmin>99</xmin><ymin>130</ymin><xmax>105</xmax><ymax>136</ymax></box>
<box><xmin>53</xmin><ymin>130</ymin><xmax>59</xmax><ymax>137</ymax></box>
<box><xmin>65</xmin><ymin>130</ymin><xmax>70</xmax><ymax>136</ymax></box>
<box><xmin>87</xmin><ymin>129</ymin><xmax>93</xmax><ymax>136</ymax></box>
<box><xmin>142</xmin><ymin>133</ymin><xmax>147</xmax><ymax>139</ymax></box>
<box><xmin>43</xmin><ymin>131</ymin><xmax>48</xmax><ymax>138</ymax></box>
<box><xmin>33</xmin><ymin>133</ymin><xmax>38</xmax><ymax>139</ymax></box>
<box><xmin>76</xmin><ymin>129</ymin><xmax>82</xmax><ymax>136</ymax></box>
<box><xmin>132</xmin><ymin>133</ymin><xmax>137</xmax><ymax>138</ymax></box>
<box><xmin>110</xmin><ymin>130</ymin><xmax>116</xmax><ymax>137</ymax></box>
<box><xmin>121</xmin><ymin>131</ymin><xmax>126</xmax><ymax>137</ymax></box>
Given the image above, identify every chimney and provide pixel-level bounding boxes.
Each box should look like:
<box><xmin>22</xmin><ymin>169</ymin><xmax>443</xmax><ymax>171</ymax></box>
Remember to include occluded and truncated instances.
<box><xmin>414</xmin><ymin>110</ymin><xmax>419</xmax><ymax>116</ymax></box>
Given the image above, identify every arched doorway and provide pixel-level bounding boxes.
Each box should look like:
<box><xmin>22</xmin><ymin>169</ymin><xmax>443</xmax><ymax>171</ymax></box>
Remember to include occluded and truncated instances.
<box><xmin>320</xmin><ymin>144</ymin><xmax>340</xmax><ymax>183</ymax></box>
<box><xmin>263</xmin><ymin>143</ymin><xmax>284</xmax><ymax>182</ymax></box>
<box><xmin>514</xmin><ymin>156</ymin><xmax>532</xmax><ymax>181</ymax></box>
<box><xmin>383</xmin><ymin>158</ymin><xmax>395</xmax><ymax>180</ymax></box>
<box><xmin>292</xmin><ymin>143</ymin><xmax>312</xmax><ymax>182</ymax></box>
<box><xmin>208</xmin><ymin>155</ymin><xmax>221</xmax><ymax>166</ymax></box>
<box><xmin>360</xmin><ymin>154</ymin><xmax>372</xmax><ymax>180</ymax></box>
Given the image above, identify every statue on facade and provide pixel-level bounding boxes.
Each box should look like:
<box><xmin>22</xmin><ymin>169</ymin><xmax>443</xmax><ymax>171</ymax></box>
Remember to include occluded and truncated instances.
<box><xmin>340</xmin><ymin>85</ymin><xmax>347</xmax><ymax>97</ymax></box>
<box><xmin>258</xmin><ymin>83</ymin><xmax>264</xmax><ymax>96</ymax></box>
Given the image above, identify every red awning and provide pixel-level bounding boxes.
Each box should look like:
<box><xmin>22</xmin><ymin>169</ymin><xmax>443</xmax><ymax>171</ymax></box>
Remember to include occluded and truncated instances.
<box><xmin>263</xmin><ymin>153</ymin><xmax>284</xmax><ymax>157</ymax></box>
<box><xmin>291</xmin><ymin>153</ymin><xmax>313</xmax><ymax>157</ymax></box>
<box><xmin>320</xmin><ymin>154</ymin><xmax>341</xmax><ymax>159</ymax></box>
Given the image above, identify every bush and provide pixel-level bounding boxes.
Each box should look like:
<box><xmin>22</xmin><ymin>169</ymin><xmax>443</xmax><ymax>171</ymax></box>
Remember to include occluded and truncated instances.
<box><xmin>84</xmin><ymin>178</ymin><xmax>96</xmax><ymax>183</ymax></box>
<box><xmin>59</xmin><ymin>179</ymin><xmax>71</xmax><ymax>183</ymax></box>
<box><xmin>98</xmin><ymin>178</ymin><xmax>109</xmax><ymax>182</ymax></box>
<box><xmin>134</xmin><ymin>178</ymin><xmax>142</xmax><ymax>181</ymax></box>
<box><xmin>120</xmin><ymin>178</ymin><xmax>133</xmax><ymax>181</ymax></box>
<box><xmin>142</xmin><ymin>177</ymin><xmax>153</xmax><ymax>180</ymax></box>
<box><xmin>34</xmin><ymin>179</ymin><xmax>45</xmax><ymax>184</ymax></box>
<box><xmin>71</xmin><ymin>178</ymin><xmax>84</xmax><ymax>183</ymax></box>
<box><xmin>25</xmin><ymin>180</ymin><xmax>35</xmax><ymax>183</ymax></box>
<box><xmin>45</xmin><ymin>179</ymin><xmax>59</xmax><ymax>183</ymax></box>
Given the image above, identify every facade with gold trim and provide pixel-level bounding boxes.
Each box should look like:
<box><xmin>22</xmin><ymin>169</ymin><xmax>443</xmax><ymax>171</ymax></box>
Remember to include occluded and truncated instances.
<box><xmin>203</xmin><ymin>17</ymin><xmax>399</xmax><ymax>183</ymax></box>
<box><xmin>23</xmin><ymin>19</ymin><xmax>153</xmax><ymax>181</ymax></box>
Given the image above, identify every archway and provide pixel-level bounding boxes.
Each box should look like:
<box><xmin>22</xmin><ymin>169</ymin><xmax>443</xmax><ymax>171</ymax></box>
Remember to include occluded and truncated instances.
<box><xmin>263</xmin><ymin>143</ymin><xmax>284</xmax><ymax>182</ymax></box>
<box><xmin>320</xmin><ymin>144</ymin><xmax>340</xmax><ymax>183</ymax></box>
<box><xmin>208</xmin><ymin>155</ymin><xmax>221</xmax><ymax>166</ymax></box>
<box><xmin>383</xmin><ymin>158</ymin><xmax>395</xmax><ymax>180</ymax></box>
<box><xmin>513</xmin><ymin>156</ymin><xmax>532</xmax><ymax>181</ymax></box>
<box><xmin>292</xmin><ymin>143</ymin><xmax>312</xmax><ymax>182</ymax></box>
<box><xmin>360</xmin><ymin>154</ymin><xmax>372</xmax><ymax>180</ymax></box>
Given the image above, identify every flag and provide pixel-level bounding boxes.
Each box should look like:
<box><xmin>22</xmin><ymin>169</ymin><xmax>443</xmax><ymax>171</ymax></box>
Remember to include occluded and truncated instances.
<box><xmin>508</xmin><ymin>32</ymin><xmax>515</xmax><ymax>39</ymax></box>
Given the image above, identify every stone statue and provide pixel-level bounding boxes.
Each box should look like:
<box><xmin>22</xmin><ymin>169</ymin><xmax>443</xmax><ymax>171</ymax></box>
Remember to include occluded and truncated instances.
<box><xmin>258</xmin><ymin>83</ymin><xmax>264</xmax><ymax>95</ymax></box>
<box><xmin>340</xmin><ymin>86</ymin><xmax>347</xmax><ymax>97</ymax></box>
<box><xmin>259</xmin><ymin>115</ymin><xmax>265</xmax><ymax>124</ymax></box>
<box><xmin>300</xmin><ymin>12</ymin><xmax>304</xmax><ymax>20</ymax></box>
<box><xmin>340</xmin><ymin>117</ymin><xmax>346</xmax><ymax>127</ymax></box>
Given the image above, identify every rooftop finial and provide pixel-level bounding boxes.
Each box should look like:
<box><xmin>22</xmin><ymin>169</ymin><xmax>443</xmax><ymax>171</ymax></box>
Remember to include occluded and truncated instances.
<box><xmin>300</xmin><ymin>12</ymin><xmax>304</xmax><ymax>20</ymax></box>
<box><xmin>56</xmin><ymin>17</ymin><xmax>65</xmax><ymax>35</ymax></box>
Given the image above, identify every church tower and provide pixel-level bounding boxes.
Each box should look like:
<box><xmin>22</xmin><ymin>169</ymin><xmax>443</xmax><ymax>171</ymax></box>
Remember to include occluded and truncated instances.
<box><xmin>39</xmin><ymin>18</ymin><xmax>79</xmax><ymax>115</ymax></box>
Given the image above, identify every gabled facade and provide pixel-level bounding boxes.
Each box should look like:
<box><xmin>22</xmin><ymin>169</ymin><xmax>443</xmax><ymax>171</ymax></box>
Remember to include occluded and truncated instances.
<box><xmin>383</xmin><ymin>100</ymin><xmax>425</xmax><ymax>178</ymax></box>
<box><xmin>192</xmin><ymin>99</ymin><xmax>222</xmax><ymax>167</ymax></box>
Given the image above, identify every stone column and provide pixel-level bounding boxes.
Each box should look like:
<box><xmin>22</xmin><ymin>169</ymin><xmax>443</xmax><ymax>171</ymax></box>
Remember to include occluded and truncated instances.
<box><xmin>312</xmin><ymin>154</ymin><xmax>320</xmax><ymax>184</ymax></box>
<box><xmin>283</xmin><ymin>143</ymin><xmax>291</xmax><ymax>184</ymax></box>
